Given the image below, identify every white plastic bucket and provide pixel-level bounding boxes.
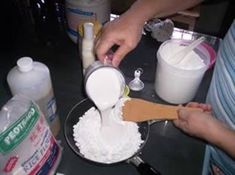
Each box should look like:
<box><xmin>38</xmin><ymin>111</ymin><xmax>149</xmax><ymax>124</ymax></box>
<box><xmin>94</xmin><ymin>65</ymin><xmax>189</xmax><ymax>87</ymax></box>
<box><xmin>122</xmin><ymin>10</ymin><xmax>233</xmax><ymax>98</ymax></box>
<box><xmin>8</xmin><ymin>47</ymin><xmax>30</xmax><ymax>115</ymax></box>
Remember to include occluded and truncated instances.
<box><xmin>154</xmin><ymin>39</ymin><xmax>210</xmax><ymax>104</ymax></box>
<box><xmin>65</xmin><ymin>0</ymin><xmax>110</xmax><ymax>43</ymax></box>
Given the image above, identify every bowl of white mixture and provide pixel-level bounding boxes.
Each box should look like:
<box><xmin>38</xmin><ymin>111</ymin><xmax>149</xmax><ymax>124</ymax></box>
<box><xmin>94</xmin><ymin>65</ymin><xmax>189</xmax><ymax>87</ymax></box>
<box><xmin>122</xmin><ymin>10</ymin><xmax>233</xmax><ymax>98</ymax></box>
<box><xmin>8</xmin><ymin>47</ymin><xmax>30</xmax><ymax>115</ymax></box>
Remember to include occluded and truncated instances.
<box><xmin>64</xmin><ymin>98</ymin><xmax>149</xmax><ymax>163</ymax></box>
<box><xmin>64</xmin><ymin>99</ymin><xmax>161</xmax><ymax>174</ymax></box>
<box><xmin>64</xmin><ymin>61</ymin><xmax>161</xmax><ymax>174</ymax></box>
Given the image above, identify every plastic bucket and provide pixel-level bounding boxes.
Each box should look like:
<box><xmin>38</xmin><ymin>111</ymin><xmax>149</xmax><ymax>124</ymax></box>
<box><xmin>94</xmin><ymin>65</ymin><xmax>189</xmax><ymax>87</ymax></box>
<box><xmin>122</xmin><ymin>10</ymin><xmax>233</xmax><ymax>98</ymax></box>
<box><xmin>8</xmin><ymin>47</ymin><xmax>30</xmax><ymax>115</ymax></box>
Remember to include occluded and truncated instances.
<box><xmin>154</xmin><ymin>39</ymin><xmax>211</xmax><ymax>104</ymax></box>
<box><xmin>65</xmin><ymin>0</ymin><xmax>110</xmax><ymax>43</ymax></box>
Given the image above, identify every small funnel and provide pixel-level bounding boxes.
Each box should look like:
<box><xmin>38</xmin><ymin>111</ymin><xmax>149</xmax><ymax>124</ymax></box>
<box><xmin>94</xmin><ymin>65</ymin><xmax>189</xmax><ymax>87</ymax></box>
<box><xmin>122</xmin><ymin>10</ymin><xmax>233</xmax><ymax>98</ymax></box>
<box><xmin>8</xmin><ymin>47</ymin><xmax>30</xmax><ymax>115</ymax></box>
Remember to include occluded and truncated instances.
<box><xmin>128</xmin><ymin>68</ymin><xmax>144</xmax><ymax>91</ymax></box>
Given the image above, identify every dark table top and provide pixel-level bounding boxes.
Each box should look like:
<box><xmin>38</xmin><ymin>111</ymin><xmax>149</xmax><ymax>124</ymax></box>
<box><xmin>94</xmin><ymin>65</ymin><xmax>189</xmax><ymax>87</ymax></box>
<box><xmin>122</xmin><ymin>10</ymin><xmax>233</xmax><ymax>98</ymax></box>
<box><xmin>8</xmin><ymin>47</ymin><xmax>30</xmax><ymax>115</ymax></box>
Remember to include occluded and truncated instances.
<box><xmin>0</xmin><ymin>19</ymin><xmax>219</xmax><ymax>175</ymax></box>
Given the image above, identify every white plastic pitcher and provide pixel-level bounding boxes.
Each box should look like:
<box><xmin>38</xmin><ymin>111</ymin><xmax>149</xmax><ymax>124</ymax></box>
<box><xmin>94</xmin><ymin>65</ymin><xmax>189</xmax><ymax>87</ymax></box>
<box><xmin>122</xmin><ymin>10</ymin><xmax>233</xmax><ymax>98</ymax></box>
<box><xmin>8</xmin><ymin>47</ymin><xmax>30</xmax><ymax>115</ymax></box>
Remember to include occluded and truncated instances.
<box><xmin>155</xmin><ymin>39</ymin><xmax>210</xmax><ymax>104</ymax></box>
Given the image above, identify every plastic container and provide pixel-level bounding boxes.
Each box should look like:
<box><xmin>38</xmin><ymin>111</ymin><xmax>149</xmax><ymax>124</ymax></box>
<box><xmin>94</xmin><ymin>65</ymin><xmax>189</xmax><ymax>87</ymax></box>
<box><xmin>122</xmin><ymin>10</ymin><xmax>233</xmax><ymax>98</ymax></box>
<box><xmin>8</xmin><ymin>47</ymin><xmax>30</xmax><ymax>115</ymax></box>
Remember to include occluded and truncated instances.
<box><xmin>7</xmin><ymin>57</ymin><xmax>60</xmax><ymax>136</ymax></box>
<box><xmin>0</xmin><ymin>95</ymin><xmax>62</xmax><ymax>175</ymax></box>
<box><xmin>201</xmin><ymin>42</ymin><xmax>216</xmax><ymax>69</ymax></box>
<box><xmin>84</xmin><ymin>61</ymin><xmax>125</xmax><ymax>110</ymax></box>
<box><xmin>65</xmin><ymin>0</ymin><xmax>111</xmax><ymax>43</ymax></box>
<box><xmin>155</xmin><ymin>39</ymin><xmax>211</xmax><ymax>104</ymax></box>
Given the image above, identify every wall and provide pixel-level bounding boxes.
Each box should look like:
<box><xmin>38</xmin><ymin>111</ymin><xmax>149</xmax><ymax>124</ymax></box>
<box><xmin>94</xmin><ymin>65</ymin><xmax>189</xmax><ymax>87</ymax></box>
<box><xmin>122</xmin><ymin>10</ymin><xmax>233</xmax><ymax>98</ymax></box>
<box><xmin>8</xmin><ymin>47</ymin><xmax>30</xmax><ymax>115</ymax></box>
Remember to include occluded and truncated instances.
<box><xmin>195</xmin><ymin>1</ymin><xmax>230</xmax><ymax>37</ymax></box>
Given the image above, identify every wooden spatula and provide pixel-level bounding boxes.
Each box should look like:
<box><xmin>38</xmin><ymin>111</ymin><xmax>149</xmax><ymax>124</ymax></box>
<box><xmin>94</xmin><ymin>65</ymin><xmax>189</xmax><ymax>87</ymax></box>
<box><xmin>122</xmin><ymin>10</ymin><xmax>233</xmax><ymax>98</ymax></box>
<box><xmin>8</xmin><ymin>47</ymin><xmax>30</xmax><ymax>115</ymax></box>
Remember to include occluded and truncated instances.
<box><xmin>122</xmin><ymin>98</ymin><xmax>202</xmax><ymax>122</ymax></box>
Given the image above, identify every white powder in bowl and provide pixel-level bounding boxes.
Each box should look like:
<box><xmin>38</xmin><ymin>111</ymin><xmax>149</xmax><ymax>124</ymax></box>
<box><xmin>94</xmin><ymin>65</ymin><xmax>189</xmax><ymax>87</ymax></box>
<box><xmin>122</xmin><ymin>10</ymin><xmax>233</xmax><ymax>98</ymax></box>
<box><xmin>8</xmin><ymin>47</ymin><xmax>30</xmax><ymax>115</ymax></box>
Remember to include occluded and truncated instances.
<box><xmin>73</xmin><ymin>98</ymin><xmax>144</xmax><ymax>164</ymax></box>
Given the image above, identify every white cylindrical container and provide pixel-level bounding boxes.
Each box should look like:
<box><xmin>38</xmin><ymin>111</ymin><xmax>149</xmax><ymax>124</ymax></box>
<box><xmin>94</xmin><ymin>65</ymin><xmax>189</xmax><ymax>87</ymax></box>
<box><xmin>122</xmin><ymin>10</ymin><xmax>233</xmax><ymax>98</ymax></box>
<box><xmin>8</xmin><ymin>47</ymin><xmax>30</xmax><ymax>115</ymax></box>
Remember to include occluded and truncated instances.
<box><xmin>84</xmin><ymin>61</ymin><xmax>126</xmax><ymax>110</ymax></box>
<box><xmin>7</xmin><ymin>57</ymin><xmax>60</xmax><ymax>136</ymax></box>
<box><xmin>65</xmin><ymin>0</ymin><xmax>111</xmax><ymax>43</ymax></box>
<box><xmin>82</xmin><ymin>22</ymin><xmax>95</xmax><ymax>72</ymax></box>
<box><xmin>155</xmin><ymin>39</ymin><xmax>210</xmax><ymax>104</ymax></box>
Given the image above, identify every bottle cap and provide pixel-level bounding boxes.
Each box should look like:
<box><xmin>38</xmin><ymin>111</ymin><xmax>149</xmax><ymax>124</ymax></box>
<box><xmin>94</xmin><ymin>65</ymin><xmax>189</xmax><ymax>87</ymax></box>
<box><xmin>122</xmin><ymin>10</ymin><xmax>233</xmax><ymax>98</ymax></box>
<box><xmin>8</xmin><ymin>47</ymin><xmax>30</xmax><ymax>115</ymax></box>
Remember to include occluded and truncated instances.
<box><xmin>128</xmin><ymin>68</ymin><xmax>144</xmax><ymax>91</ymax></box>
<box><xmin>83</xmin><ymin>22</ymin><xmax>94</xmax><ymax>40</ymax></box>
<box><xmin>17</xmin><ymin>57</ymin><xmax>33</xmax><ymax>72</ymax></box>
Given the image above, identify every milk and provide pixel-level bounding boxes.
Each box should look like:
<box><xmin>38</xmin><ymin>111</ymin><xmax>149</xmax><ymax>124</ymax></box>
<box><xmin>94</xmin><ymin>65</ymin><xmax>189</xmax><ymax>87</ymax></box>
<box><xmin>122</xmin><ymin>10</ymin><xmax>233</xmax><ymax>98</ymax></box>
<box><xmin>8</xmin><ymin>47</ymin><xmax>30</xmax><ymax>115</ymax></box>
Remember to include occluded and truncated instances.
<box><xmin>155</xmin><ymin>40</ymin><xmax>210</xmax><ymax>104</ymax></box>
<box><xmin>86</xmin><ymin>68</ymin><xmax>123</xmax><ymax>110</ymax></box>
<box><xmin>85</xmin><ymin>67</ymin><xmax>126</xmax><ymax>144</ymax></box>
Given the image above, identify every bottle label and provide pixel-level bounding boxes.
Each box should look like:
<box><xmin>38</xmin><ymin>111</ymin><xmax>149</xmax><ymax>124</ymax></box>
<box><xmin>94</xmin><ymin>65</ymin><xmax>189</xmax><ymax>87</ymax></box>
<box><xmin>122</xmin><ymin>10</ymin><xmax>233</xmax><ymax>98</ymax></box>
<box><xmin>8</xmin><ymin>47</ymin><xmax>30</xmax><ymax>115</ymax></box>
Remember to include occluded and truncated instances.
<box><xmin>0</xmin><ymin>104</ymin><xmax>39</xmax><ymax>154</ymax></box>
<box><xmin>47</xmin><ymin>97</ymin><xmax>57</xmax><ymax>122</ymax></box>
<box><xmin>36</xmin><ymin>91</ymin><xmax>58</xmax><ymax>124</ymax></box>
<box><xmin>0</xmin><ymin>101</ymin><xmax>62</xmax><ymax>175</ymax></box>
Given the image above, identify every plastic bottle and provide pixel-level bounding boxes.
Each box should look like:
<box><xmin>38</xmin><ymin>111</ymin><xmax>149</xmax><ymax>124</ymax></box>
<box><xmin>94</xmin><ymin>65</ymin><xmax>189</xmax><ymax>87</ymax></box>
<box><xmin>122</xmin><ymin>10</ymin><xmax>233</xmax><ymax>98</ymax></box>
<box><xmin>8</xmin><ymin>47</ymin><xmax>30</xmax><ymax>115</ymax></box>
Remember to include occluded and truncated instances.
<box><xmin>82</xmin><ymin>22</ymin><xmax>95</xmax><ymax>72</ymax></box>
<box><xmin>7</xmin><ymin>57</ymin><xmax>60</xmax><ymax>136</ymax></box>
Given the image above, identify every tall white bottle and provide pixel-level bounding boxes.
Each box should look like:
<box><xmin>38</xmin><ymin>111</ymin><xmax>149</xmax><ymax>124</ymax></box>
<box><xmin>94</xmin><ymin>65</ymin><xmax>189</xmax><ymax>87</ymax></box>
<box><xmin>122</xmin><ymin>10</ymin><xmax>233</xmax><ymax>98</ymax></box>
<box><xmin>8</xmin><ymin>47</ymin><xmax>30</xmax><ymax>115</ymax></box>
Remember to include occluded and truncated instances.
<box><xmin>82</xmin><ymin>22</ymin><xmax>95</xmax><ymax>72</ymax></box>
<box><xmin>7</xmin><ymin>57</ymin><xmax>60</xmax><ymax>136</ymax></box>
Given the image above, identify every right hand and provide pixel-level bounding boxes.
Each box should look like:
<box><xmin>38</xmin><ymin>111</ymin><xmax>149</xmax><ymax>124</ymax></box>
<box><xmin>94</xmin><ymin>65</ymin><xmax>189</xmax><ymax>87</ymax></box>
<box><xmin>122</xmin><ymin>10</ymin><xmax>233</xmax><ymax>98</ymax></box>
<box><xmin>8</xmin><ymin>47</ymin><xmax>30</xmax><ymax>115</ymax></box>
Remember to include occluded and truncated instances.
<box><xmin>95</xmin><ymin>14</ymin><xmax>144</xmax><ymax>67</ymax></box>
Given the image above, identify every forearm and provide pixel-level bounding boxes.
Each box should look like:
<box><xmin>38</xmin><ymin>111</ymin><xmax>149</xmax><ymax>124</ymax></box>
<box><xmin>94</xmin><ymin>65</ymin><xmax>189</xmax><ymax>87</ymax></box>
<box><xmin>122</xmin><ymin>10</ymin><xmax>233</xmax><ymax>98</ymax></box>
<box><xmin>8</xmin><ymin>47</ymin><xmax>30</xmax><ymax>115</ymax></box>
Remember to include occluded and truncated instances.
<box><xmin>122</xmin><ymin>0</ymin><xmax>202</xmax><ymax>26</ymax></box>
<box><xmin>206</xmin><ymin>120</ymin><xmax>235</xmax><ymax>158</ymax></box>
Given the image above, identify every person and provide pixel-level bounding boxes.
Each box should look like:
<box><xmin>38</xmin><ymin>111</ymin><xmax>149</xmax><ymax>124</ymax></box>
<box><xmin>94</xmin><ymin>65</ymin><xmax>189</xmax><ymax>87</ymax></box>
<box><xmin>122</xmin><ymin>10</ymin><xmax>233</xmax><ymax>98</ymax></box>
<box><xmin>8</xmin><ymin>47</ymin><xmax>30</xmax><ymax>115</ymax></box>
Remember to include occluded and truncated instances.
<box><xmin>95</xmin><ymin>0</ymin><xmax>235</xmax><ymax>174</ymax></box>
<box><xmin>95</xmin><ymin>0</ymin><xmax>202</xmax><ymax>67</ymax></box>
<box><xmin>178</xmin><ymin>21</ymin><xmax>235</xmax><ymax>174</ymax></box>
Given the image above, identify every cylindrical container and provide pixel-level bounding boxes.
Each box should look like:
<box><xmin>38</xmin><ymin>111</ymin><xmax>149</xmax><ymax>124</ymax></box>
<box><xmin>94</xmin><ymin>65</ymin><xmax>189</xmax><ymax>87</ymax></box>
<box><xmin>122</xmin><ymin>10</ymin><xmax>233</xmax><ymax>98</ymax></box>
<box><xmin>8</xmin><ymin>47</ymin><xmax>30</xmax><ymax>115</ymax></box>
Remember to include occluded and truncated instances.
<box><xmin>65</xmin><ymin>0</ymin><xmax>111</xmax><ymax>43</ymax></box>
<box><xmin>84</xmin><ymin>61</ymin><xmax>125</xmax><ymax>110</ymax></box>
<box><xmin>155</xmin><ymin>39</ymin><xmax>210</xmax><ymax>104</ymax></box>
<box><xmin>7</xmin><ymin>57</ymin><xmax>60</xmax><ymax>136</ymax></box>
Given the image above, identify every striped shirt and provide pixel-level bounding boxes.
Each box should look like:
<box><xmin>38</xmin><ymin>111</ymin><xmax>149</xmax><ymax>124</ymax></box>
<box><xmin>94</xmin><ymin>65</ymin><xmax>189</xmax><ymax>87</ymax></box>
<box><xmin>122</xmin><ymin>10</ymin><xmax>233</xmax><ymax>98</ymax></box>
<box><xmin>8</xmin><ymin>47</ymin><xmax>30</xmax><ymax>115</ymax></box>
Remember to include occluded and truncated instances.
<box><xmin>203</xmin><ymin>20</ymin><xmax>235</xmax><ymax>175</ymax></box>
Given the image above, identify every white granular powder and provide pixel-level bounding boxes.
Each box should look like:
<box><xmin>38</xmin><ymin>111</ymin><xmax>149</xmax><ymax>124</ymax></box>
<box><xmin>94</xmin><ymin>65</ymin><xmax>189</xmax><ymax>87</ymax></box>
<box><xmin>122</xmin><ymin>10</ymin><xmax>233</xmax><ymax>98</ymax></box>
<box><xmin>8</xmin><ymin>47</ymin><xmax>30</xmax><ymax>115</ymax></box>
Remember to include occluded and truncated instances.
<box><xmin>73</xmin><ymin>98</ymin><xmax>144</xmax><ymax>164</ymax></box>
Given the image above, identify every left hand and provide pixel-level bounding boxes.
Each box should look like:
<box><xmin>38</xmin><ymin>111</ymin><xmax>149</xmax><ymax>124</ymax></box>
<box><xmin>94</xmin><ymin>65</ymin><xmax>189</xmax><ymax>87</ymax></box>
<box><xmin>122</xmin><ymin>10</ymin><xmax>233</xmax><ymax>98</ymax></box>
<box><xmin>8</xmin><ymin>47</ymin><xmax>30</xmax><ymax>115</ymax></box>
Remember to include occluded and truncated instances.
<box><xmin>173</xmin><ymin>102</ymin><xmax>215</xmax><ymax>139</ymax></box>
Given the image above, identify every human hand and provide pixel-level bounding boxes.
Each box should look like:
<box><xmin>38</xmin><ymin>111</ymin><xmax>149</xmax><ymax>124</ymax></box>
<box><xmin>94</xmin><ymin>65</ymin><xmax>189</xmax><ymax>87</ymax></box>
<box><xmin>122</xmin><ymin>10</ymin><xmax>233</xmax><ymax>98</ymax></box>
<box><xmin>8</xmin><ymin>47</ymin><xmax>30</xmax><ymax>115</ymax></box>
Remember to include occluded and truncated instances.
<box><xmin>184</xmin><ymin>102</ymin><xmax>212</xmax><ymax>113</ymax></box>
<box><xmin>173</xmin><ymin>102</ymin><xmax>217</xmax><ymax>139</ymax></box>
<box><xmin>95</xmin><ymin>14</ymin><xmax>144</xmax><ymax>67</ymax></box>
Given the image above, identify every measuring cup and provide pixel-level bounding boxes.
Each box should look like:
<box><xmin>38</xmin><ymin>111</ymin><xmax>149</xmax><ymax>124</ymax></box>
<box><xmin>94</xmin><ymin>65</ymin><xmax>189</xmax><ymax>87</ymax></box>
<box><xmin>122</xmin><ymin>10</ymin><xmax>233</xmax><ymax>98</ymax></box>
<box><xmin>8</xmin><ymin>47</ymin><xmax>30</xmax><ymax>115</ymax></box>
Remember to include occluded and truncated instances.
<box><xmin>84</xmin><ymin>61</ymin><xmax>126</xmax><ymax>109</ymax></box>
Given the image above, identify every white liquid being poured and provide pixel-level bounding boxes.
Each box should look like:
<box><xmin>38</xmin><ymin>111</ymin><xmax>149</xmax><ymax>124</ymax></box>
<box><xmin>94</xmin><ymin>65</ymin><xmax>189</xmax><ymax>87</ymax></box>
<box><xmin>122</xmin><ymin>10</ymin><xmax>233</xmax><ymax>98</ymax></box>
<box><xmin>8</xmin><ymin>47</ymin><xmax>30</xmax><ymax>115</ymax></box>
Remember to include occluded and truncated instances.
<box><xmin>86</xmin><ymin>68</ymin><xmax>122</xmax><ymax>110</ymax></box>
<box><xmin>86</xmin><ymin>68</ymin><xmax>126</xmax><ymax>144</ymax></box>
<box><xmin>73</xmin><ymin>67</ymin><xmax>143</xmax><ymax>163</ymax></box>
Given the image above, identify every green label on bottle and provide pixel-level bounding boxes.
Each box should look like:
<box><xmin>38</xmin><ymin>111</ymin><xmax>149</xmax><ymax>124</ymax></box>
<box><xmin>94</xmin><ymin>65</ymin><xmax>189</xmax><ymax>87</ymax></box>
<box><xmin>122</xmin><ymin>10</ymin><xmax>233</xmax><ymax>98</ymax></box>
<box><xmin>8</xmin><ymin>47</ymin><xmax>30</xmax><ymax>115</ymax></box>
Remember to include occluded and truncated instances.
<box><xmin>0</xmin><ymin>103</ymin><xmax>39</xmax><ymax>154</ymax></box>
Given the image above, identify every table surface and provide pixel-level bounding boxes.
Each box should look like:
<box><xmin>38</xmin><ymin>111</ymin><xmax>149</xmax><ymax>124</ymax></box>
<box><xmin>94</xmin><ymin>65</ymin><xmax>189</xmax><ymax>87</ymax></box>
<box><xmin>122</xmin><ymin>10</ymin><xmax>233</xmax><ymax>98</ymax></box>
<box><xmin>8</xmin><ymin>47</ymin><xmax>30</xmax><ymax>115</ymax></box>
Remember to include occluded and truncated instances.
<box><xmin>0</xmin><ymin>20</ymin><xmax>220</xmax><ymax>175</ymax></box>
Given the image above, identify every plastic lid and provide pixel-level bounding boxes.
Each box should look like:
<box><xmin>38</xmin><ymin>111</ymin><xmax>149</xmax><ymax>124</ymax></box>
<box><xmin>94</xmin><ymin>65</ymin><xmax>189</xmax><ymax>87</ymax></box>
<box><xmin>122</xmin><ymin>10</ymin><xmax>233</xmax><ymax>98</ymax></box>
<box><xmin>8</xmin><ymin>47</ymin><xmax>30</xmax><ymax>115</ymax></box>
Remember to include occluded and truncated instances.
<box><xmin>17</xmin><ymin>57</ymin><xmax>33</xmax><ymax>72</ymax></box>
<box><xmin>83</xmin><ymin>22</ymin><xmax>94</xmax><ymax>40</ymax></box>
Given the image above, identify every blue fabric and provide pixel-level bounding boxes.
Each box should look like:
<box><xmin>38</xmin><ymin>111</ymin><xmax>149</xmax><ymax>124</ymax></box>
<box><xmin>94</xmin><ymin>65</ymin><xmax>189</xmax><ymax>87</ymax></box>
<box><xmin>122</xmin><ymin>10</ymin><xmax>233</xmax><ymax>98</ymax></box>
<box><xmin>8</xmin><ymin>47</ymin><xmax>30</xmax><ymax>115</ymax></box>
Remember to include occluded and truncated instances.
<box><xmin>203</xmin><ymin>20</ymin><xmax>235</xmax><ymax>175</ymax></box>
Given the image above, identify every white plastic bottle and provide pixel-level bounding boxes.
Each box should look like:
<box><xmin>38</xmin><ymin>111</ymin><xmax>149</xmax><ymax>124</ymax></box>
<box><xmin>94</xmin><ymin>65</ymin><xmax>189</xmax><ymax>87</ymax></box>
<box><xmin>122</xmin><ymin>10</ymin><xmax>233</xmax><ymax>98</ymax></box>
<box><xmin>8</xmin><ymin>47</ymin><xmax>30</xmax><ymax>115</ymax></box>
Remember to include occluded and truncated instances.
<box><xmin>7</xmin><ymin>57</ymin><xmax>60</xmax><ymax>136</ymax></box>
<box><xmin>82</xmin><ymin>22</ymin><xmax>95</xmax><ymax>72</ymax></box>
